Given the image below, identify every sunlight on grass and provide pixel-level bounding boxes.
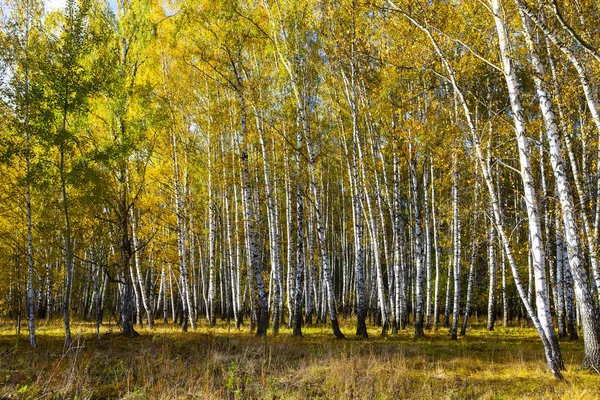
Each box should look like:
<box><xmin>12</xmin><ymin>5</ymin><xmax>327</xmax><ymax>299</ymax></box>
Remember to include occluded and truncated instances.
<box><xmin>0</xmin><ymin>318</ymin><xmax>597</xmax><ymax>399</ymax></box>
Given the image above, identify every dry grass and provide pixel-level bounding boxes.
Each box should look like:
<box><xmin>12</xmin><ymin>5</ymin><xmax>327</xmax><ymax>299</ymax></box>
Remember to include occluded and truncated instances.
<box><xmin>0</xmin><ymin>318</ymin><xmax>598</xmax><ymax>399</ymax></box>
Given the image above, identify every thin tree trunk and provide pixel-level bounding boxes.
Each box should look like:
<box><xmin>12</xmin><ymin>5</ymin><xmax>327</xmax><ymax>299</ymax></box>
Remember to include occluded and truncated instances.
<box><xmin>461</xmin><ymin>177</ymin><xmax>479</xmax><ymax>336</ymax></box>
<box><xmin>131</xmin><ymin>207</ymin><xmax>153</xmax><ymax>329</ymax></box>
<box><xmin>236</xmin><ymin>89</ymin><xmax>269</xmax><ymax>336</ymax></box>
<box><xmin>304</xmin><ymin>129</ymin><xmax>345</xmax><ymax>338</ymax></box>
<box><xmin>23</xmin><ymin>6</ymin><xmax>36</xmax><ymax>348</ymax></box>
<box><xmin>424</xmin><ymin>158</ymin><xmax>432</xmax><ymax>330</ymax></box>
<box><xmin>555</xmin><ymin>214</ymin><xmax>566</xmax><ymax>338</ymax></box>
<box><xmin>284</xmin><ymin>143</ymin><xmax>295</xmax><ymax>329</ymax></box>
<box><xmin>487</xmin><ymin>216</ymin><xmax>497</xmax><ymax>331</ymax></box>
<box><xmin>392</xmin><ymin>151</ymin><xmax>403</xmax><ymax>333</ymax></box>
<box><xmin>293</xmin><ymin>124</ymin><xmax>305</xmax><ymax>337</ymax></box>
<box><xmin>408</xmin><ymin>144</ymin><xmax>425</xmax><ymax>338</ymax></box>
<box><xmin>256</xmin><ymin>113</ymin><xmax>282</xmax><ymax>334</ymax></box>
<box><xmin>451</xmin><ymin>154</ymin><xmax>461</xmax><ymax>340</ymax></box>
<box><xmin>431</xmin><ymin>161</ymin><xmax>441</xmax><ymax>331</ymax></box>
<box><xmin>208</xmin><ymin>138</ymin><xmax>216</xmax><ymax>326</ymax></box>
<box><xmin>60</xmin><ymin>145</ymin><xmax>73</xmax><ymax>347</ymax></box>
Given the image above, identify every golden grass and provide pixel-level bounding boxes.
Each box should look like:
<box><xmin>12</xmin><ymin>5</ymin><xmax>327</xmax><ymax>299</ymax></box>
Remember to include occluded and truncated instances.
<box><xmin>0</xmin><ymin>319</ymin><xmax>598</xmax><ymax>399</ymax></box>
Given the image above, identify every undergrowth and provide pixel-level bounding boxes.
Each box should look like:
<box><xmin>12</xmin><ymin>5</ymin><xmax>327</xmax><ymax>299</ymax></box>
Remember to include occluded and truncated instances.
<box><xmin>0</xmin><ymin>318</ymin><xmax>597</xmax><ymax>399</ymax></box>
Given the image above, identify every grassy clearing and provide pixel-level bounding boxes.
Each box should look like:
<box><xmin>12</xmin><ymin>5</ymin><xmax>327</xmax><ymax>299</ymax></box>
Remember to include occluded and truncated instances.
<box><xmin>0</xmin><ymin>319</ymin><xmax>598</xmax><ymax>399</ymax></box>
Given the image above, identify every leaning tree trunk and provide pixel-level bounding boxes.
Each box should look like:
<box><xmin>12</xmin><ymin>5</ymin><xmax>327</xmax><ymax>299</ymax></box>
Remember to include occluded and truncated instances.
<box><xmin>347</xmin><ymin>92</ymin><xmax>368</xmax><ymax>338</ymax></box>
<box><xmin>359</xmin><ymin>144</ymin><xmax>389</xmax><ymax>335</ymax></box>
<box><xmin>235</xmin><ymin>87</ymin><xmax>269</xmax><ymax>336</ymax></box>
<box><xmin>520</xmin><ymin>11</ymin><xmax>600</xmax><ymax>369</ymax></box>
<box><xmin>385</xmin><ymin>0</ymin><xmax>565</xmax><ymax>376</ymax></box>
<box><xmin>491</xmin><ymin>0</ymin><xmax>563</xmax><ymax>371</ymax></box>
<box><xmin>515</xmin><ymin>0</ymin><xmax>600</xmax><ymax>294</ymax></box>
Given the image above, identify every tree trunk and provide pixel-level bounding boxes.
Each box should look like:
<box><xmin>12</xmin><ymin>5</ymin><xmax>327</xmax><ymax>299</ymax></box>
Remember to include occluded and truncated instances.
<box><xmin>386</xmin><ymin>1</ymin><xmax>565</xmax><ymax>376</ymax></box>
<box><xmin>450</xmin><ymin>154</ymin><xmax>461</xmax><ymax>341</ymax></box>
<box><xmin>461</xmin><ymin>178</ymin><xmax>479</xmax><ymax>336</ymax></box>
<box><xmin>491</xmin><ymin>0</ymin><xmax>563</xmax><ymax>372</ymax></box>
<box><xmin>487</xmin><ymin>217</ymin><xmax>497</xmax><ymax>331</ymax></box>
<box><xmin>23</xmin><ymin>8</ymin><xmax>36</xmax><ymax>349</ymax></box>
<box><xmin>293</xmin><ymin>124</ymin><xmax>305</xmax><ymax>337</ymax></box>
<box><xmin>208</xmin><ymin>138</ymin><xmax>216</xmax><ymax>326</ymax></box>
<box><xmin>131</xmin><ymin>207</ymin><xmax>153</xmax><ymax>329</ymax></box>
<box><xmin>520</xmin><ymin>10</ymin><xmax>600</xmax><ymax>369</ymax></box>
<box><xmin>516</xmin><ymin>0</ymin><xmax>600</xmax><ymax>294</ymax></box>
<box><xmin>424</xmin><ymin>157</ymin><xmax>432</xmax><ymax>330</ymax></box>
<box><xmin>60</xmin><ymin>146</ymin><xmax>73</xmax><ymax>347</ymax></box>
<box><xmin>431</xmin><ymin>161</ymin><xmax>441</xmax><ymax>331</ymax></box>
<box><xmin>237</xmin><ymin>90</ymin><xmax>269</xmax><ymax>336</ymax></box>
<box><xmin>304</xmin><ymin>129</ymin><xmax>345</xmax><ymax>338</ymax></box>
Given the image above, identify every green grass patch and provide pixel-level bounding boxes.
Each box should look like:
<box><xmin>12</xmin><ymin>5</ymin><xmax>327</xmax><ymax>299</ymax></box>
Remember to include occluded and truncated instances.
<box><xmin>0</xmin><ymin>319</ymin><xmax>597</xmax><ymax>399</ymax></box>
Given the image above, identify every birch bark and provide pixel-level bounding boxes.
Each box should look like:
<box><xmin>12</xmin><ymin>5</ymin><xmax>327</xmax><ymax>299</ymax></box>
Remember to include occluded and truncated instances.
<box><xmin>520</xmin><ymin>11</ymin><xmax>600</xmax><ymax>368</ymax></box>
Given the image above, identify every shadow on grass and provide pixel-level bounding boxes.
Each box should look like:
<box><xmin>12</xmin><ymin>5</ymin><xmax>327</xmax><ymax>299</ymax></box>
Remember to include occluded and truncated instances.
<box><xmin>0</xmin><ymin>319</ymin><xmax>594</xmax><ymax>399</ymax></box>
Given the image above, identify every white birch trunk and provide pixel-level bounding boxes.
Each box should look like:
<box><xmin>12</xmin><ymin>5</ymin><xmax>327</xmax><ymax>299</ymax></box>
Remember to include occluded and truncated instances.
<box><xmin>487</xmin><ymin>216</ymin><xmax>497</xmax><ymax>331</ymax></box>
<box><xmin>292</xmin><ymin>123</ymin><xmax>305</xmax><ymax>337</ymax></box>
<box><xmin>304</xmin><ymin>130</ymin><xmax>345</xmax><ymax>338</ymax></box>
<box><xmin>23</xmin><ymin>6</ymin><xmax>36</xmax><ymax>348</ymax></box>
<box><xmin>431</xmin><ymin>161</ymin><xmax>441</xmax><ymax>331</ymax></box>
<box><xmin>207</xmin><ymin>138</ymin><xmax>216</xmax><ymax>326</ymax></box>
<box><xmin>450</xmin><ymin>154</ymin><xmax>461</xmax><ymax>340</ymax></box>
<box><xmin>555</xmin><ymin>214</ymin><xmax>566</xmax><ymax>337</ymax></box>
<box><xmin>131</xmin><ymin>207</ymin><xmax>153</xmax><ymax>329</ymax></box>
<box><xmin>255</xmin><ymin>109</ymin><xmax>282</xmax><ymax>334</ymax></box>
<box><xmin>284</xmin><ymin>144</ymin><xmax>295</xmax><ymax>329</ymax></box>
<box><xmin>386</xmin><ymin>0</ymin><xmax>565</xmax><ymax>375</ymax></box>
<box><xmin>461</xmin><ymin>176</ymin><xmax>479</xmax><ymax>336</ymax></box>
<box><xmin>520</xmin><ymin>12</ymin><xmax>600</xmax><ymax>368</ymax></box>
<box><xmin>172</xmin><ymin>131</ymin><xmax>194</xmax><ymax>331</ymax></box>
<box><xmin>410</xmin><ymin>144</ymin><xmax>425</xmax><ymax>338</ymax></box>
<box><xmin>516</xmin><ymin>0</ymin><xmax>600</xmax><ymax>293</ymax></box>
<box><xmin>424</xmin><ymin>158</ymin><xmax>432</xmax><ymax>330</ymax></box>
<box><xmin>491</xmin><ymin>0</ymin><xmax>563</xmax><ymax>369</ymax></box>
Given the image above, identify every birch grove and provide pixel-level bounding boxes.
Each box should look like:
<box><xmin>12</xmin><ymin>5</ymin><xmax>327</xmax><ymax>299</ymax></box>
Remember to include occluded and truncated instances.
<box><xmin>2</xmin><ymin>0</ymin><xmax>600</xmax><ymax>379</ymax></box>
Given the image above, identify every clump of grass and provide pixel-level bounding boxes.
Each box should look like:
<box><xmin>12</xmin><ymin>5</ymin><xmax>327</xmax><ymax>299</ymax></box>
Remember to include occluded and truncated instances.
<box><xmin>0</xmin><ymin>318</ymin><xmax>597</xmax><ymax>399</ymax></box>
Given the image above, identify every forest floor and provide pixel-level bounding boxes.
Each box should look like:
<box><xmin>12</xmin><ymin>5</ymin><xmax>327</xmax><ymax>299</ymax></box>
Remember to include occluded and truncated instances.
<box><xmin>0</xmin><ymin>318</ymin><xmax>598</xmax><ymax>399</ymax></box>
